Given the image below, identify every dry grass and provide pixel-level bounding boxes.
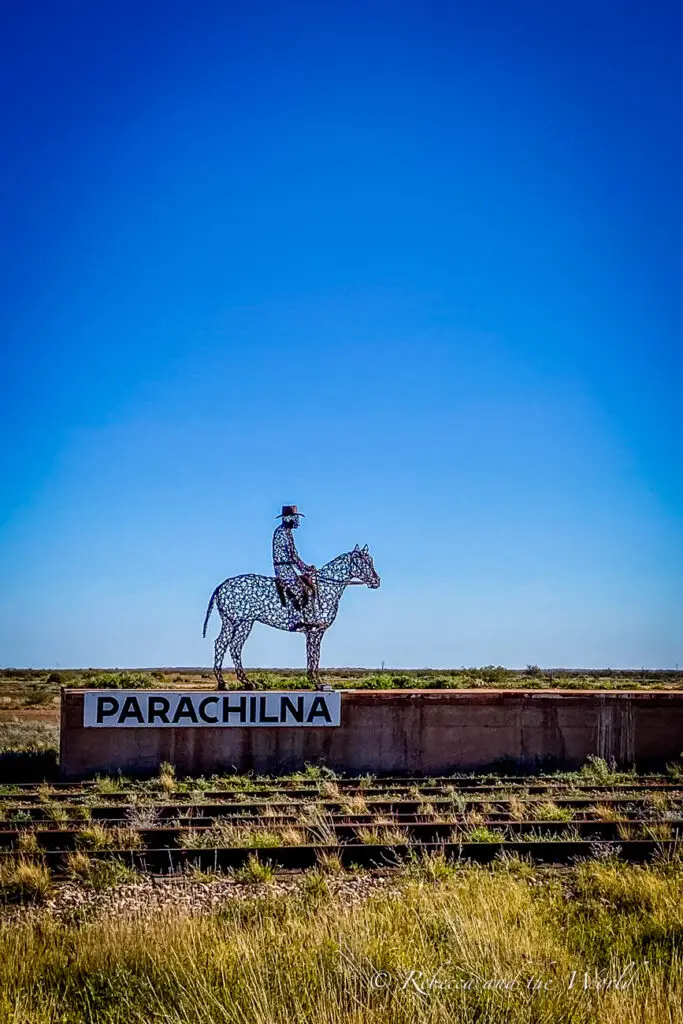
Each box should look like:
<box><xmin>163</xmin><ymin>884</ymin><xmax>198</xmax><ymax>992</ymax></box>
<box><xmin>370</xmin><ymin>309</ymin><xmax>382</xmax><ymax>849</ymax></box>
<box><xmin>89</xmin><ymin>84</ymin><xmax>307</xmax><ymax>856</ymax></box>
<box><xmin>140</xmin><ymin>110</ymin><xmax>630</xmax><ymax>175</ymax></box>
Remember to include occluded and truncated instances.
<box><xmin>340</xmin><ymin>795</ymin><xmax>369</xmax><ymax>815</ymax></box>
<box><xmin>0</xmin><ymin>857</ymin><xmax>52</xmax><ymax>904</ymax></box>
<box><xmin>645</xmin><ymin>792</ymin><xmax>671</xmax><ymax>817</ymax></box>
<box><xmin>76</xmin><ymin>824</ymin><xmax>142</xmax><ymax>851</ymax></box>
<box><xmin>588</xmin><ymin>804</ymin><xmax>623</xmax><ymax>822</ymax></box>
<box><xmin>506</xmin><ymin>796</ymin><xmax>529</xmax><ymax>821</ymax></box>
<box><xmin>641</xmin><ymin>823</ymin><xmax>673</xmax><ymax>841</ymax></box>
<box><xmin>158</xmin><ymin>762</ymin><xmax>177</xmax><ymax>794</ymax></box>
<box><xmin>64</xmin><ymin>851</ymin><xmax>139</xmax><ymax>889</ymax></box>
<box><xmin>181</xmin><ymin>824</ymin><xmax>306</xmax><ymax>849</ymax></box>
<box><xmin>15</xmin><ymin>830</ymin><xmax>40</xmax><ymax>855</ymax></box>
<box><xmin>356</xmin><ymin>826</ymin><xmax>409</xmax><ymax>845</ymax></box>
<box><xmin>3</xmin><ymin>858</ymin><xmax>683</xmax><ymax>1021</ymax></box>
<box><xmin>294</xmin><ymin>806</ymin><xmax>338</xmax><ymax>845</ymax></box>
<box><xmin>41</xmin><ymin>802</ymin><xmax>68</xmax><ymax>824</ymax></box>
<box><xmin>316</xmin><ymin>851</ymin><xmax>344</xmax><ymax>875</ymax></box>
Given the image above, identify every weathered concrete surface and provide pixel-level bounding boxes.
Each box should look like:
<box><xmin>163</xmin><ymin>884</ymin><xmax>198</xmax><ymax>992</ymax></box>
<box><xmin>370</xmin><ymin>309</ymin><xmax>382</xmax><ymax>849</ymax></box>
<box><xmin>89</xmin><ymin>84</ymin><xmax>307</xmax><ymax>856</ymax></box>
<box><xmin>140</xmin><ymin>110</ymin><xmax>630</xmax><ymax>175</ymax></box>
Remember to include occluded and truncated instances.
<box><xmin>60</xmin><ymin>689</ymin><xmax>683</xmax><ymax>779</ymax></box>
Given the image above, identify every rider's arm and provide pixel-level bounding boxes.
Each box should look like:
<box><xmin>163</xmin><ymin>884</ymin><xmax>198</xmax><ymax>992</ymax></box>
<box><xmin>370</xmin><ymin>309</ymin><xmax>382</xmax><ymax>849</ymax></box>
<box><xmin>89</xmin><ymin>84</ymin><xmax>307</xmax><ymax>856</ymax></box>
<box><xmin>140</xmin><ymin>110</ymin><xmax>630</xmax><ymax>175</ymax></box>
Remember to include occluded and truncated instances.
<box><xmin>287</xmin><ymin>531</ymin><xmax>311</xmax><ymax>572</ymax></box>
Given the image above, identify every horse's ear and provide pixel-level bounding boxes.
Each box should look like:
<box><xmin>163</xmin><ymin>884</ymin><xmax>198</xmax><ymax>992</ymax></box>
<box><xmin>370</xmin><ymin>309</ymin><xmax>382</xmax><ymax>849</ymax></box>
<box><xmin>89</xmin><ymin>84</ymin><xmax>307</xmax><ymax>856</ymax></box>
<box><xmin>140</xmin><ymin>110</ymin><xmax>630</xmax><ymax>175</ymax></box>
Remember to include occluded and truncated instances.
<box><xmin>362</xmin><ymin>543</ymin><xmax>368</xmax><ymax>552</ymax></box>
<box><xmin>353</xmin><ymin>544</ymin><xmax>360</xmax><ymax>551</ymax></box>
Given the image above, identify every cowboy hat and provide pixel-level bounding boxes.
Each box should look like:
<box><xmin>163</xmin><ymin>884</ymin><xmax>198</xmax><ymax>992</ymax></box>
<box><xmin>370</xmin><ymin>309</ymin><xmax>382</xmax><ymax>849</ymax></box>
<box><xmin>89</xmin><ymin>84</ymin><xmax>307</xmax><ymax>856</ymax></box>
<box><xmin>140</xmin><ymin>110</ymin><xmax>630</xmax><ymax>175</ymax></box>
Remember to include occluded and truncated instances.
<box><xmin>276</xmin><ymin>505</ymin><xmax>305</xmax><ymax>518</ymax></box>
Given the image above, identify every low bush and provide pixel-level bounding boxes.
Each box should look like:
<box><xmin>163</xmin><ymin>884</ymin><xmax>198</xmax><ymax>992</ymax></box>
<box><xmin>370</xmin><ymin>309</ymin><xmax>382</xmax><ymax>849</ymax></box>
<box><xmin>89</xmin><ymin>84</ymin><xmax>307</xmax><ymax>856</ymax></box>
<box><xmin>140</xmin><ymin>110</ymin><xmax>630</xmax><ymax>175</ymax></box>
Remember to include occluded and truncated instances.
<box><xmin>232</xmin><ymin>854</ymin><xmax>274</xmax><ymax>884</ymax></box>
<box><xmin>79</xmin><ymin>671</ymin><xmax>158</xmax><ymax>689</ymax></box>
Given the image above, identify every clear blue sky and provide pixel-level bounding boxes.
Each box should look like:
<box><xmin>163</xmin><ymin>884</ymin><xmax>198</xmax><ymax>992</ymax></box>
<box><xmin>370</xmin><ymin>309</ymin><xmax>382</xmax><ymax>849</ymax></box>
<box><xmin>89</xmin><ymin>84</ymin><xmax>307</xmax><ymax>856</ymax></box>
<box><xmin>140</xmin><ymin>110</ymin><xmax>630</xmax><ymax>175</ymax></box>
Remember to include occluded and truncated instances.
<box><xmin>1</xmin><ymin>1</ymin><xmax>681</xmax><ymax>670</ymax></box>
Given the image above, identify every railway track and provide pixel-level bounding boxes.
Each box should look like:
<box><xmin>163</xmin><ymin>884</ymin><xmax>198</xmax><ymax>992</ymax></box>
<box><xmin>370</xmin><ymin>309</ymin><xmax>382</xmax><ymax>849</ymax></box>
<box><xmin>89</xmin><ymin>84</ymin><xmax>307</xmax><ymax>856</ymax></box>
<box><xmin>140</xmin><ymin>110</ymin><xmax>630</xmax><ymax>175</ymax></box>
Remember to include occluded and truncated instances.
<box><xmin>2</xmin><ymin>772</ymin><xmax>681</xmax><ymax>875</ymax></box>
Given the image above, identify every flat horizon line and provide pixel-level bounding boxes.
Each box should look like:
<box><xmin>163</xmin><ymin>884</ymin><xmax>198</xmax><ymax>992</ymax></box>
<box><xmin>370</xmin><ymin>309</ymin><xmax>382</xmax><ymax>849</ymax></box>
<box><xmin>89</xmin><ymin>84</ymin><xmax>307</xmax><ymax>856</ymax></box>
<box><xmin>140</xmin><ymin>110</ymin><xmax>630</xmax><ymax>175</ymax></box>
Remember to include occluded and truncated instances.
<box><xmin>2</xmin><ymin>666</ymin><xmax>681</xmax><ymax>674</ymax></box>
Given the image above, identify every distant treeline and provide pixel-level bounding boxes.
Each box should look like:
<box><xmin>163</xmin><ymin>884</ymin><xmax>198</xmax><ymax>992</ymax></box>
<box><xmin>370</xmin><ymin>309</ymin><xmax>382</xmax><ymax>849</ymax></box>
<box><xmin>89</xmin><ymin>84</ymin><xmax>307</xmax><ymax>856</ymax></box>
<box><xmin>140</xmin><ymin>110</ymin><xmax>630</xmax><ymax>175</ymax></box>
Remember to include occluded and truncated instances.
<box><xmin>1</xmin><ymin>666</ymin><xmax>680</xmax><ymax>682</ymax></box>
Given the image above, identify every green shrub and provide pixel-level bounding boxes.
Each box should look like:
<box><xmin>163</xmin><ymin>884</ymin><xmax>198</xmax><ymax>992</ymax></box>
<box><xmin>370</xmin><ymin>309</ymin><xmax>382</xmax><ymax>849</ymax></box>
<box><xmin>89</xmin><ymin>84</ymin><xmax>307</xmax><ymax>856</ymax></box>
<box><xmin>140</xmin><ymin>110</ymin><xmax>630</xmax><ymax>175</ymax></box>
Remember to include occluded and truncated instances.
<box><xmin>233</xmin><ymin>854</ymin><xmax>274</xmax><ymax>884</ymax></box>
<box><xmin>532</xmin><ymin>801</ymin><xmax>575</xmax><ymax>822</ymax></box>
<box><xmin>94</xmin><ymin>774</ymin><xmax>126</xmax><ymax>794</ymax></box>
<box><xmin>80</xmin><ymin>671</ymin><xmax>157</xmax><ymax>689</ymax></box>
<box><xmin>461</xmin><ymin>826</ymin><xmax>506</xmax><ymax>843</ymax></box>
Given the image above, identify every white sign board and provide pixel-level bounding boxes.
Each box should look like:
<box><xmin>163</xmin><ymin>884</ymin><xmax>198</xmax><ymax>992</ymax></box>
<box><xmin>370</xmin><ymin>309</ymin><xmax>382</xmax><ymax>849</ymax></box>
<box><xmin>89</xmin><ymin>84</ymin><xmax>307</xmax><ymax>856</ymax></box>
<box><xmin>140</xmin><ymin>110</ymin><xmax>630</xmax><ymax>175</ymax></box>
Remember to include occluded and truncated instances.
<box><xmin>83</xmin><ymin>690</ymin><xmax>341</xmax><ymax>728</ymax></box>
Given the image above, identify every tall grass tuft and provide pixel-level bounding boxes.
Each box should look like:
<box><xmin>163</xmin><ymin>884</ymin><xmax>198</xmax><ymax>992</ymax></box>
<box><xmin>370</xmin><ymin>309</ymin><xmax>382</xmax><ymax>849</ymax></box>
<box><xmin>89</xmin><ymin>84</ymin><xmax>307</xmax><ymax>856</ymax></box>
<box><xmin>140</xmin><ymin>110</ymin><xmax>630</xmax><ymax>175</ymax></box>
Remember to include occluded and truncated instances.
<box><xmin>232</xmin><ymin>854</ymin><xmax>275</xmax><ymax>884</ymax></box>
<box><xmin>64</xmin><ymin>852</ymin><xmax>139</xmax><ymax>889</ymax></box>
<box><xmin>158</xmin><ymin>762</ymin><xmax>177</xmax><ymax>794</ymax></box>
<box><xmin>0</xmin><ymin>857</ymin><xmax>52</xmax><ymax>903</ymax></box>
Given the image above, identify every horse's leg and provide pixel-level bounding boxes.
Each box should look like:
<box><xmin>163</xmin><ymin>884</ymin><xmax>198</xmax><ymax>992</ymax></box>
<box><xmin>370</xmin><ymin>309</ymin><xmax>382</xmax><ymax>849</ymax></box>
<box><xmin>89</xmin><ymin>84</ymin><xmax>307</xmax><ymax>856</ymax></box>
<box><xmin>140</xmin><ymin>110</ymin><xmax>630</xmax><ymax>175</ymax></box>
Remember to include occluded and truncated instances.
<box><xmin>229</xmin><ymin>620</ymin><xmax>255</xmax><ymax>689</ymax></box>
<box><xmin>214</xmin><ymin>619</ymin><xmax>232</xmax><ymax>691</ymax></box>
<box><xmin>305</xmin><ymin>629</ymin><xmax>324</xmax><ymax>689</ymax></box>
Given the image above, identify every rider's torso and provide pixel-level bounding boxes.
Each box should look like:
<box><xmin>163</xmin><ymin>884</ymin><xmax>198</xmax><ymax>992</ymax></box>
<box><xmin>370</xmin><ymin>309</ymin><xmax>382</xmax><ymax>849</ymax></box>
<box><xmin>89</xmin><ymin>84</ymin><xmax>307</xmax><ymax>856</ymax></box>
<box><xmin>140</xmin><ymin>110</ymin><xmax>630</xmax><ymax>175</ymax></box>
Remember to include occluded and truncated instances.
<box><xmin>272</xmin><ymin>525</ymin><xmax>299</xmax><ymax>571</ymax></box>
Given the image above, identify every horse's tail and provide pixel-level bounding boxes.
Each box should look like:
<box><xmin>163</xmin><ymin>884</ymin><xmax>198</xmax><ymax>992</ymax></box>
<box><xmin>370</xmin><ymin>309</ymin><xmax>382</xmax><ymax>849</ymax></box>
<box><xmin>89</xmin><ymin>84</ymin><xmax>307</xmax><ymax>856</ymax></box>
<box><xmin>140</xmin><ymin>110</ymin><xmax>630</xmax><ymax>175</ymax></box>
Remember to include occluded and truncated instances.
<box><xmin>202</xmin><ymin>586</ymin><xmax>219</xmax><ymax>638</ymax></box>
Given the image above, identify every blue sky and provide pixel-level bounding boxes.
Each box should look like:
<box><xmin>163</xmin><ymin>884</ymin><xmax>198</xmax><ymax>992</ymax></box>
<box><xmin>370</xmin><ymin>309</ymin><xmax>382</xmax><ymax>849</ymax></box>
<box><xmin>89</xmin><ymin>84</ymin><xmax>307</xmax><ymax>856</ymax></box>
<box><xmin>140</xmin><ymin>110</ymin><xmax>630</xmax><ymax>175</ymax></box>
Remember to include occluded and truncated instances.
<box><xmin>1</xmin><ymin>0</ymin><xmax>681</xmax><ymax>669</ymax></box>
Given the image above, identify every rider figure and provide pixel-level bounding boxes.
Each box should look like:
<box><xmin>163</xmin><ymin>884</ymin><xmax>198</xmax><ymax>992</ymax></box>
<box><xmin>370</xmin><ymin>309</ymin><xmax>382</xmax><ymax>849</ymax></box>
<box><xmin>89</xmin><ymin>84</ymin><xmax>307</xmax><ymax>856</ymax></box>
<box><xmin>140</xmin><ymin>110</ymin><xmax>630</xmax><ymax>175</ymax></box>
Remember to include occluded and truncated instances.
<box><xmin>272</xmin><ymin>505</ymin><xmax>320</xmax><ymax>630</ymax></box>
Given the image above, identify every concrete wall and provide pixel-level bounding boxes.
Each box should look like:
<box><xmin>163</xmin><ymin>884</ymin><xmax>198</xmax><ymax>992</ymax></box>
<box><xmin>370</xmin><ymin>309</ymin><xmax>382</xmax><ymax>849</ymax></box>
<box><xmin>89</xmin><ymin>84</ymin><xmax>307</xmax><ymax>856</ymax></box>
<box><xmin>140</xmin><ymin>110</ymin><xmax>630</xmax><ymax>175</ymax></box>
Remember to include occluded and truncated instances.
<box><xmin>60</xmin><ymin>689</ymin><xmax>683</xmax><ymax>779</ymax></box>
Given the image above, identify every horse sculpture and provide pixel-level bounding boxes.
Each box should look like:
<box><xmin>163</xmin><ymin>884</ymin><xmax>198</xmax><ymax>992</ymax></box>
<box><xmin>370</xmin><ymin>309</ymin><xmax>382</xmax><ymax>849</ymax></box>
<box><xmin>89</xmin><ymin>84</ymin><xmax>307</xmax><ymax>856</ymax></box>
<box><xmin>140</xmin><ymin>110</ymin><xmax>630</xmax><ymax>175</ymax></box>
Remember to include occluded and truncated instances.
<box><xmin>203</xmin><ymin>544</ymin><xmax>380</xmax><ymax>689</ymax></box>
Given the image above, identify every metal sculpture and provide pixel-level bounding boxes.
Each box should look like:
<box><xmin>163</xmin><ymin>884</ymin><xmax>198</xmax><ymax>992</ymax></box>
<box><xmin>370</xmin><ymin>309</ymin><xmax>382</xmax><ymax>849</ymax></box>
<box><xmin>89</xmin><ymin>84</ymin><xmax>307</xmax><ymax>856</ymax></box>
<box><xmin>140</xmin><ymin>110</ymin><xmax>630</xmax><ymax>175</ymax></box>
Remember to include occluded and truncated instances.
<box><xmin>272</xmin><ymin>505</ymin><xmax>320</xmax><ymax>631</ymax></box>
<box><xmin>203</xmin><ymin>510</ymin><xmax>380</xmax><ymax>690</ymax></box>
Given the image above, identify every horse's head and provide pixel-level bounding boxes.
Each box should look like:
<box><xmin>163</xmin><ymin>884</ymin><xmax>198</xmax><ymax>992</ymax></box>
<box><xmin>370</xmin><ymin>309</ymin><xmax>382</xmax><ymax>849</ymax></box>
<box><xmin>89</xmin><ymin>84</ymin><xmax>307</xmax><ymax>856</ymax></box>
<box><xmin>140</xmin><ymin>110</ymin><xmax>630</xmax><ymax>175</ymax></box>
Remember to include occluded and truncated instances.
<box><xmin>350</xmin><ymin>544</ymin><xmax>381</xmax><ymax>588</ymax></box>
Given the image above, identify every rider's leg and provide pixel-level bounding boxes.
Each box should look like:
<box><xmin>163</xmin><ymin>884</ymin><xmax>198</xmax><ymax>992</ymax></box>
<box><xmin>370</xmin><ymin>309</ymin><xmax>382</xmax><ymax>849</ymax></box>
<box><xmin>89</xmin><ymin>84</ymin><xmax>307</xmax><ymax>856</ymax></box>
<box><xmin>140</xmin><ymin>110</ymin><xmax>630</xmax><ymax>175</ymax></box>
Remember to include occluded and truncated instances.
<box><xmin>298</xmin><ymin>575</ymin><xmax>324</xmax><ymax>628</ymax></box>
<box><xmin>278</xmin><ymin>568</ymin><xmax>306</xmax><ymax>630</ymax></box>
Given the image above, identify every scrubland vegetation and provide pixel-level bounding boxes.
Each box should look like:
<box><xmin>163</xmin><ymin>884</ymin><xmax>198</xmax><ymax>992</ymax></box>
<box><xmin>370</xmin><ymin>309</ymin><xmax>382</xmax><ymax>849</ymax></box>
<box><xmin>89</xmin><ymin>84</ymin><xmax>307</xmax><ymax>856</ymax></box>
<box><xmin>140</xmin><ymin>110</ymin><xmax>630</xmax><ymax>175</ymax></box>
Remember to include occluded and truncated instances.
<box><xmin>2</xmin><ymin>665</ymin><xmax>682</xmax><ymax>703</ymax></box>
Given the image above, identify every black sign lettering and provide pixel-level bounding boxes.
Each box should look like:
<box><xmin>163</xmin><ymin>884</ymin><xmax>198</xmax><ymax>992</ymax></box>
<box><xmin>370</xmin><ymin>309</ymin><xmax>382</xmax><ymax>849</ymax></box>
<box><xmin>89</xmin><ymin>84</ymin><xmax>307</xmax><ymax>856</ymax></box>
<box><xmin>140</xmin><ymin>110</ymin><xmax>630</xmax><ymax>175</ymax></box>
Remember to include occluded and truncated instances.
<box><xmin>96</xmin><ymin>696</ymin><xmax>120</xmax><ymax>724</ymax></box>
<box><xmin>118</xmin><ymin>696</ymin><xmax>144</xmax><ymax>724</ymax></box>
<box><xmin>306</xmin><ymin>695</ymin><xmax>333</xmax><ymax>724</ymax></box>
<box><xmin>259</xmin><ymin>696</ymin><xmax>279</xmax><ymax>723</ymax></box>
<box><xmin>199</xmin><ymin>696</ymin><xmax>219</xmax><ymax>724</ymax></box>
<box><xmin>222</xmin><ymin>695</ymin><xmax>247</xmax><ymax>723</ymax></box>
<box><xmin>148</xmin><ymin>697</ymin><xmax>171</xmax><ymax>724</ymax></box>
<box><xmin>84</xmin><ymin>690</ymin><xmax>340</xmax><ymax>727</ymax></box>
<box><xmin>172</xmin><ymin>696</ymin><xmax>199</xmax><ymax>724</ymax></box>
<box><xmin>280</xmin><ymin>695</ymin><xmax>304</xmax><ymax>723</ymax></box>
